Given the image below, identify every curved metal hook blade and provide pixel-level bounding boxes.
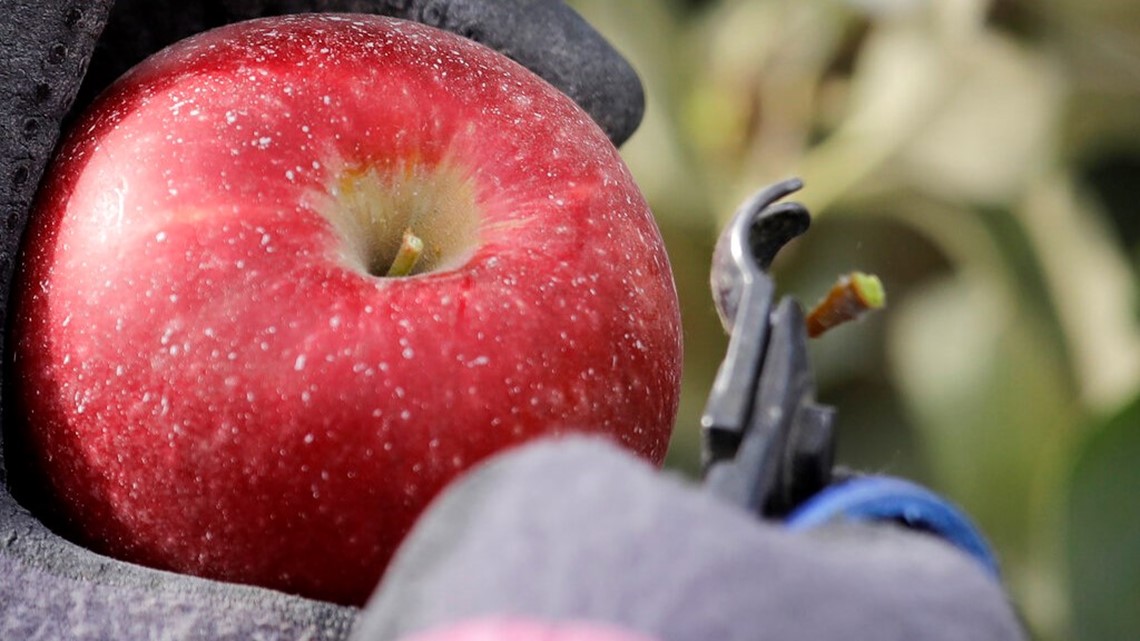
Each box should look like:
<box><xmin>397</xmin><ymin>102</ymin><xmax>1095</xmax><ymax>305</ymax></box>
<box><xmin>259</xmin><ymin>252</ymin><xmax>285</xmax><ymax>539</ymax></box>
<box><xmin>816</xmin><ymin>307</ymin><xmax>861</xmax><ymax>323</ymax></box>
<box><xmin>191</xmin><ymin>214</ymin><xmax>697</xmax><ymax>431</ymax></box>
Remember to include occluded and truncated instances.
<box><xmin>710</xmin><ymin>178</ymin><xmax>810</xmax><ymax>334</ymax></box>
<box><xmin>749</xmin><ymin>201</ymin><xmax>812</xmax><ymax>271</ymax></box>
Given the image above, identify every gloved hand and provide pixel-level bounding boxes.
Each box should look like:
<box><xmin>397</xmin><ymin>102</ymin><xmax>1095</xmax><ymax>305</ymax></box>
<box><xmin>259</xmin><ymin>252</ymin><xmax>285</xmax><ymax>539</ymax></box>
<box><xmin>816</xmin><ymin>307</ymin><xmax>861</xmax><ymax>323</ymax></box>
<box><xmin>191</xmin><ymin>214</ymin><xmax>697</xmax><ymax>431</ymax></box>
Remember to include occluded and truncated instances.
<box><xmin>356</xmin><ymin>437</ymin><xmax>1026</xmax><ymax>641</ymax></box>
<box><xmin>0</xmin><ymin>2</ymin><xmax>646</xmax><ymax>639</ymax></box>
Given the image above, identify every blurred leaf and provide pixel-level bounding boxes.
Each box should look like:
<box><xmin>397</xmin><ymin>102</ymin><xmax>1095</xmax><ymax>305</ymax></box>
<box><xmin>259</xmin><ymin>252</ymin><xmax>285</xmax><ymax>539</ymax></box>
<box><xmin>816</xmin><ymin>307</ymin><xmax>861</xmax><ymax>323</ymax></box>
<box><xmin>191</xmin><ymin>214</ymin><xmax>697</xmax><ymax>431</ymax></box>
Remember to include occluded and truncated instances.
<box><xmin>888</xmin><ymin>270</ymin><xmax>1079</xmax><ymax>636</ymax></box>
<box><xmin>679</xmin><ymin>0</ymin><xmax>858</xmax><ymax>212</ymax></box>
<box><xmin>1053</xmin><ymin>0</ymin><xmax>1140</xmax><ymax>158</ymax></box>
<box><xmin>898</xmin><ymin>32</ymin><xmax>1063</xmax><ymax>206</ymax></box>
<box><xmin>1017</xmin><ymin>174</ymin><xmax>1140</xmax><ymax>411</ymax></box>
<box><xmin>1066</xmin><ymin>397</ymin><xmax>1140</xmax><ymax>641</ymax></box>
<box><xmin>798</xmin><ymin>14</ymin><xmax>954</xmax><ymax>211</ymax></box>
<box><xmin>799</xmin><ymin>3</ymin><xmax>1065</xmax><ymax>212</ymax></box>
<box><xmin>1052</xmin><ymin>0</ymin><xmax>1140</xmax><ymax>97</ymax></box>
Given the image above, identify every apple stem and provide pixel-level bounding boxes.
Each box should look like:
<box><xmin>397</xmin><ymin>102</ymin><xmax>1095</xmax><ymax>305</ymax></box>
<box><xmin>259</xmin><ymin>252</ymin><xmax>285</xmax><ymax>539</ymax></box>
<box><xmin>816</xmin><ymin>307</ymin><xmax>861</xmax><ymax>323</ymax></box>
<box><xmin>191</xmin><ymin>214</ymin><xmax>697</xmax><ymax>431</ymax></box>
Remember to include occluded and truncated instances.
<box><xmin>805</xmin><ymin>272</ymin><xmax>886</xmax><ymax>338</ymax></box>
<box><xmin>386</xmin><ymin>229</ymin><xmax>425</xmax><ymax>277</ymax></box>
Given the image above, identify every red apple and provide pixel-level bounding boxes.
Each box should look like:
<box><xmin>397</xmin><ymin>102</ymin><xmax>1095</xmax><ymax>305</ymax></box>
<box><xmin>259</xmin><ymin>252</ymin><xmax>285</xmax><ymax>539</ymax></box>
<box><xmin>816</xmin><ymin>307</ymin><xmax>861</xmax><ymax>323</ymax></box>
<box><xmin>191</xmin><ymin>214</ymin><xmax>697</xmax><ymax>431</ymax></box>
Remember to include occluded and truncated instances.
<box><xmin>399</xmin><ymin>618</ymin><xmax>661</xmax><ymax>641</ymax></box>
<box><xmin>7</xmin><ymin>14</ymin><xmax>681</xmax><ymax>605</ymax></box>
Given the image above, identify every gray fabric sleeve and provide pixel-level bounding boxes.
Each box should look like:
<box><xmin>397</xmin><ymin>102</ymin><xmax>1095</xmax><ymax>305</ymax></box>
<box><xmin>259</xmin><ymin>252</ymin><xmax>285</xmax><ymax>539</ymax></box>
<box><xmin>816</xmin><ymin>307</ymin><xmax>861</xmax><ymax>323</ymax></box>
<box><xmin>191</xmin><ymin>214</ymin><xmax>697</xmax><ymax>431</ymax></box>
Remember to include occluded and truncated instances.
<box><xmin>353</xmin><ymin>437</ymin><xmax>1026</xmax><ymax>641</ymax></box>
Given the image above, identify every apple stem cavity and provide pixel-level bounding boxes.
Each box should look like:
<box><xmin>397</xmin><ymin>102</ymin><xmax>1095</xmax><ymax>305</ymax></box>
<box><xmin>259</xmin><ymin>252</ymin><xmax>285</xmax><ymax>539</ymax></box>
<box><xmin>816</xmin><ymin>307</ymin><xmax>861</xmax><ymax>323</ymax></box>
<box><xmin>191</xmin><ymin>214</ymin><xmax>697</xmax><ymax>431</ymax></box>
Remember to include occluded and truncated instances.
<box><xmin>386</xmin><ymin>229</ymin><xmax>425</xmax><ymax>277</ymax></box>
<box><xmin>806</xmin><ymin>272</ymin><xmax>886</xmax><ymax>338</ymax></box>
<box><xmin>312</xmin><ymin>159</ymin><xmax>481</xmax><ymax>281</ymax></box>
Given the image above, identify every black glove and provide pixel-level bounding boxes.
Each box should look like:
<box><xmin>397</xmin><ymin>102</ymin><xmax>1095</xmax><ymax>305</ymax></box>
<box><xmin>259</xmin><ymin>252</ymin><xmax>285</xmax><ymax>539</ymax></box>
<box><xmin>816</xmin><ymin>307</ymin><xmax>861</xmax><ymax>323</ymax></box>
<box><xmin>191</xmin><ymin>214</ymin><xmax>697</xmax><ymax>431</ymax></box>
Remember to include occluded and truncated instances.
<box><xmin>79</xmin><ymin>0</ymin><xmax>646</xmax><ymax>147</ymax></box>
<box><xmin>0</xmin><ymin>2</ymin><xmax>646</xmax><ymax>639</ymax></box>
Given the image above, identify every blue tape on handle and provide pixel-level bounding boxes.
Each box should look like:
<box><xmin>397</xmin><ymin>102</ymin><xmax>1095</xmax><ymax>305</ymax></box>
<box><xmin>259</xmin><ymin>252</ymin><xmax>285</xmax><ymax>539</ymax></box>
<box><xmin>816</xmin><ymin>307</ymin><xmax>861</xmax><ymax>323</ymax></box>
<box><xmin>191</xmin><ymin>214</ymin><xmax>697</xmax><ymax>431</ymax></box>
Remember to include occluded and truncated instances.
<box><xmin>785</xmin><ymin>476</ymin><xmax>1001</xmax><ymax>580</ymax></box>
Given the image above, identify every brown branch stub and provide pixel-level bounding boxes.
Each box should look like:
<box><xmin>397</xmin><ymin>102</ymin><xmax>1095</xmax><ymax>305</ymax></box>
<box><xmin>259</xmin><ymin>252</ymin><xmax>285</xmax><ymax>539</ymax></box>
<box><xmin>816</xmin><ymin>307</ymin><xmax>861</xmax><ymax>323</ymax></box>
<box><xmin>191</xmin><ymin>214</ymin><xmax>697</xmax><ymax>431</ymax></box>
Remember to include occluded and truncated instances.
<box><xmin>806</xmin><ymin>272</ymin><xmax>886</xmax><ymax>338</ymax></box>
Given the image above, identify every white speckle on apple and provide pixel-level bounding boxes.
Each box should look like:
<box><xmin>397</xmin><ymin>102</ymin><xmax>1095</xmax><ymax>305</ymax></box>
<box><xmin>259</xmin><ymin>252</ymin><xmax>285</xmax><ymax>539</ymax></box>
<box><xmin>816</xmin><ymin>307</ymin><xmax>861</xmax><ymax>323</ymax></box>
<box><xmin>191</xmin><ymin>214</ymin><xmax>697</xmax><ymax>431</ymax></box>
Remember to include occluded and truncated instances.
<box><xmin>294</xmin><ymin>355</ymin><xmax>306</xmax><ymax>371</ymax></box>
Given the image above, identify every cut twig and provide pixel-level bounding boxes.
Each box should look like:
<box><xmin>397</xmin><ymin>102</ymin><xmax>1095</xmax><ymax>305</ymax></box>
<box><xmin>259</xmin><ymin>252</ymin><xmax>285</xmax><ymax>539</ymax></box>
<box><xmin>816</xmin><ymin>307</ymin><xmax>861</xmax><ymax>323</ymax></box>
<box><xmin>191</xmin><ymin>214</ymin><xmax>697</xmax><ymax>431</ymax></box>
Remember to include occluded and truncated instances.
<box><xmin>806</xmin><ymin>272</ymin><xmax>886</xmax><ymax>338</ymax></box>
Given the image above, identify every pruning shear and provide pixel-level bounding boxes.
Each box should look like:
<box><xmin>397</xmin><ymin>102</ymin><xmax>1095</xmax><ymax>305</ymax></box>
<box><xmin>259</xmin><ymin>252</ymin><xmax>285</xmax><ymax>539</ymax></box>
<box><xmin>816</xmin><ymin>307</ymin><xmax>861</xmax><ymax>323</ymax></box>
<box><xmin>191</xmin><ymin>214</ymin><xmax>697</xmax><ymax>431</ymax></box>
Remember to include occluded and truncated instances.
<box><xmin>700</xmin><ymin>178</ymin><xmax>1001</xmax><ymax>579</ymax></box>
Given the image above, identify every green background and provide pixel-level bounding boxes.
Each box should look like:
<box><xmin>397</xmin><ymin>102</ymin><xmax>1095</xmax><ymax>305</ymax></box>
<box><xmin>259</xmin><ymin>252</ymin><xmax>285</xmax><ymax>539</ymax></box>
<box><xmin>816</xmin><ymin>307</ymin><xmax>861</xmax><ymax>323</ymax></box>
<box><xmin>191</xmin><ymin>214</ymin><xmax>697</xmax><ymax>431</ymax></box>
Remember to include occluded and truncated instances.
<box><xmin>567</xmin><ymin>1</ymin><xmax>1140</xmax><ymax>639</ymax></box>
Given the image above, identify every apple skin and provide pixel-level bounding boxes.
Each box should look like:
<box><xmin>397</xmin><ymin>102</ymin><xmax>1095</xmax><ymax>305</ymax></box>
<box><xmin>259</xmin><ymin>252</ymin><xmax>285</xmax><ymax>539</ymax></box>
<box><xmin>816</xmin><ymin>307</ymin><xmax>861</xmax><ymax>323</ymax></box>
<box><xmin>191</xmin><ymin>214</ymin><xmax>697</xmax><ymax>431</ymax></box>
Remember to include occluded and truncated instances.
<box><xmin>399</xmin><ymin>618</ymin><xmax>661</xmax><ymax>641</ymax></box>
<box><xmin>7</xmin><ymin>14</ymin><xmax>681</xmax><ymax>605</ymax></box>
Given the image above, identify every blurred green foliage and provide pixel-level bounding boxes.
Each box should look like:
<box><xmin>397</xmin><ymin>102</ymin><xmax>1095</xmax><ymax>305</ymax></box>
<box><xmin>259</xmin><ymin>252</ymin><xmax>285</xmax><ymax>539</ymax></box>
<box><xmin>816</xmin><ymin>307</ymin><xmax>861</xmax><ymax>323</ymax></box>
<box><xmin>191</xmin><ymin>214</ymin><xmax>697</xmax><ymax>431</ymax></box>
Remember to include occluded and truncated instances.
<box><xmin>566</xmin><ymin>1</ymin><xmax>1140</xmax><ymax>639</ymax></box>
